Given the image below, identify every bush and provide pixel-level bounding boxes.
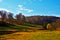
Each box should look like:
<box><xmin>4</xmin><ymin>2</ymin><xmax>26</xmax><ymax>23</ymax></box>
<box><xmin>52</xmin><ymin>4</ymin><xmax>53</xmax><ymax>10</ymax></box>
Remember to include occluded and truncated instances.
<box><xmin>46</xmin><ymin>23</ymin><xmax>55</xmax><ymax>31</ymax></box>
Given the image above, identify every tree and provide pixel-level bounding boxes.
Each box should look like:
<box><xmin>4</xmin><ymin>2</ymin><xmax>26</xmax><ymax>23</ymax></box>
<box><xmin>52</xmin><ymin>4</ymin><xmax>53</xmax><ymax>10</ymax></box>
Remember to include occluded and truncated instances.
<box><xmin>15</xmin><ymin>13</ymin><xmax>25</xmax><ymax>25</ymax></box>
<box><xmin>8</xmin><ymin>13</ymin><xmax>13</xmax><ymax>24</ymax></box>
<box><xmin>0</xmin><ymin>11</ymin><xmax>7</xmax><ymax>22</ymax></box>
<box><xmin>53</xmin><ymin>19</ymin><xmax>60</xmax><ymax>30</ymax></box>
<box><xmin>0</xmin><ymin>11</ymin><xmax>3</xmax><ymax>21</ymax></box>
<box><xmin>2</xmin><ymin>13</ymin><xmax>7</xmax><ymax>22</ymax></box>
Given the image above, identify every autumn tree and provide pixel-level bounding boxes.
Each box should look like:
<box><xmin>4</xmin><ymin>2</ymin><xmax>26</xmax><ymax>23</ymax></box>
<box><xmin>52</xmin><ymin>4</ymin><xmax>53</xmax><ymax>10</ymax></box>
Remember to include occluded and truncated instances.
<box><xmin>8</xmin><ymin>13</ymin><xmax>14</xmax><ymax>24</ymax></box>
<box><xmin>52</xmin><ymin>19</ymin><xmax>60</xmax><ymax>30</ymax></box>
<box><xmin>15</xmin><ymin>13</ymin><xmax>25</xmax><ymax>25</ymax></box>
<box><xmin>0</xmin><ymin>11</ymin><xmax>3</xmax><ymax>21</ymax></box>
<box><xmin>0</xmin><ymin>11</ymin><xmax>7</xmax><ymax>22</ymax></box>
<box><xmin>2</xmin><ymin>13</ymin><xmax>7</xmax><ymax>22</ymax></box>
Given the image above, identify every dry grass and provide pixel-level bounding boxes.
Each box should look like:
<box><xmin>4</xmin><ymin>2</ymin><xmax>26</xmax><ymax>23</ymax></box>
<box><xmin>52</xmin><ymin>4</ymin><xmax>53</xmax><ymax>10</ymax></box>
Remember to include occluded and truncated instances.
<box><xmin>0</xmin><ymin>31</ymin><xmax>39</xmax><ymax>40</ymax></box>
<box><xmin>0</xmin><ymin>31</ymin><xmax>60</xmax><ymax>40</ymax></box>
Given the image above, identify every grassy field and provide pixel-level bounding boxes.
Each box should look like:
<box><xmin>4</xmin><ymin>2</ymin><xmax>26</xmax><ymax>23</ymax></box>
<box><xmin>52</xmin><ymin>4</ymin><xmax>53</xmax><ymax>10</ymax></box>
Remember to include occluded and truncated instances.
<box><xmin>0</xmin><ymin>24</ymin><xmax>60</xmax><ymax>40</ymax></box>
<box><xmin>0</xmin><ymin>31</ymin><xmax>60</xmax><ymax>40</ymax></box>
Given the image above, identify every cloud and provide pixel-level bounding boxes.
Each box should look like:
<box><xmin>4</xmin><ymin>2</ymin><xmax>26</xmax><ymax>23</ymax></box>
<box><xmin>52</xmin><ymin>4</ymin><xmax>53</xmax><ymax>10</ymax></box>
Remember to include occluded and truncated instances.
<box><xmin>18</xmin><ymin>5</ymin><xmax>25</xmax><ymax>10</ymax></box>
<box><xmin>18</xmin><ymin>5</ymin><xmax>33</xmax><ymax>13</ymax></box>
<box><xmin>0</xmin><ymin>8</ymin><xmax>10</xmax><ymax>12</ymax></box>
<box><xmin>27</xmin><ymin>10</ymin><xmax>33</xmax><ymax>13</ymax></box>
<box><xmin>18</xmin><ymin>5</ymin><xmax>23</xmax><ymax>8</ymax></box>
<box><xmin>0</xmin><ymin>0</ymin><xmax>2</xmax><ymax>2</ymax></box>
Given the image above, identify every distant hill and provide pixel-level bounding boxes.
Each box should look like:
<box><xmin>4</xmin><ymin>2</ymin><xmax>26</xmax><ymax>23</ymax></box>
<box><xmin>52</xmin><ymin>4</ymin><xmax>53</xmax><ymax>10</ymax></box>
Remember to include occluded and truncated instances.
<box><xmin>26</xmin><ymin>16</ymin><xmax>60</xmax><ymax>24</ymax></box>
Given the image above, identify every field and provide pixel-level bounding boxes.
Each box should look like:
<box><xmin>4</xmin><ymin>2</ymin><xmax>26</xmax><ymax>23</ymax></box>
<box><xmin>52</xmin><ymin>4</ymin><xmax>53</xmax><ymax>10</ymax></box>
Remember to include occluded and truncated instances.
<box><xmin>0</xmin><ymin>24</ymin><xmax>60</xmax><ymax>40</ymax></box>
<box><xmin>0</xmin><ymin>31</ymin><xmax>60</xmax><ymax>40</ymax></box>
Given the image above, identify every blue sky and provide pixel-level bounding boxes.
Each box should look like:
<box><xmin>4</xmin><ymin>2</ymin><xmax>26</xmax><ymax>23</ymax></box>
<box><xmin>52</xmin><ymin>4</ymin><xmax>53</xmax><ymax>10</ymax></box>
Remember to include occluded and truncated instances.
<box><xmin>0</xmin><ymin>0</ymin><xmax>60</xmax><ymax>17</ymax></box>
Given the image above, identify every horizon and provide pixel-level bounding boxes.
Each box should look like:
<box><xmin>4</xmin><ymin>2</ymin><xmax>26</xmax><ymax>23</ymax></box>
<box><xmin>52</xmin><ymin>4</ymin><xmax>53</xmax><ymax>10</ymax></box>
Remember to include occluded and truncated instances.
<box><xmin>0</xmin><ymin>0</ymin><xmax>60</xmax><ymax>17</ymax></box>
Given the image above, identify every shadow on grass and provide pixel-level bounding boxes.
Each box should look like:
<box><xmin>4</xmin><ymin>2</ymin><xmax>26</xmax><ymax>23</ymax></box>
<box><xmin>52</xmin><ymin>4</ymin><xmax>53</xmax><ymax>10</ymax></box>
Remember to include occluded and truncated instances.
<box><xmin>0</xmin><ymin>31</ymin><xmax>18</xmax><ymax>35</ymax></box>
<box><xmin>0</xmin><ymin>21</ymin><xmax>17</xmax><ymax>35</ymax></box>
<box><xmin>0</xmin><ymin>21</ymin><xmax>15</xmax><ymax>27</ymax></box>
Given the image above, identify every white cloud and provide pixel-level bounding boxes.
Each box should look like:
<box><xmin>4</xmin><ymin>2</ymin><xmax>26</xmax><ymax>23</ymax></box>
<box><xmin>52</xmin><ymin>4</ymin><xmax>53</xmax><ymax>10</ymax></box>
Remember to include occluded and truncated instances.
<box><xmin>18</xmin><ymin>5</ymin><xmax>25</xmax><ymax>11</ymax></box>
<box><xmin>18</xmin><ymin>5</ymin><xmax>33</xmax><ymax>13</ymax></box>
<box><xmin>18</xmin><ymin>5</ymin><xmax>23</xmax><ymax>8</ymax></box>
<box><xmin>0</xmin><ymin>8</ymin><xmax>10</xmax><ymax>12</ymax></box>
<box><xmin>24</xmin><ymin>9</ymin><xmax>33</xmax><ymax>13</ymax></box>
<box><xmin>0</xmin><ymin>0</ymin><xmax>2</xmax><ymax>2</ymax></box>
<box><xmin>27</xmin><ymin>10</ymin><xmax>33</xmax><ymax>13</ymax></box>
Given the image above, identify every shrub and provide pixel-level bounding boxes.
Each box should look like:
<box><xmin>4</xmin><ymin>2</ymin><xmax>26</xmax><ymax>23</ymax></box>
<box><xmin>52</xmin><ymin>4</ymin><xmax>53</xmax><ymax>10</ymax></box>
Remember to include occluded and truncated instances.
<box><xmin>46</xmin><ymin>23</ymin><xmax>55</xmax><ymax>31</ymax></box>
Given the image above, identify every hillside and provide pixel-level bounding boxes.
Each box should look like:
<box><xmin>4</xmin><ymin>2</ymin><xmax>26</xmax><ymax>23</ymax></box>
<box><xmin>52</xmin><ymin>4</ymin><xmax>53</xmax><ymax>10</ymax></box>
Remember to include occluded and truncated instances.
<box><xmin>26</xmin><ymin>16</ymin><xmax>60</xmax><ymax>24</ymax></box>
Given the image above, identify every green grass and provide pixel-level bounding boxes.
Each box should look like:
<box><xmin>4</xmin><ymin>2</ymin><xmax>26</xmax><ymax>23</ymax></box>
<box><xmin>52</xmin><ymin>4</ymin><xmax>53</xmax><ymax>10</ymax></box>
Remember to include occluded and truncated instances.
<box><xmin>0</xmin><ymin>24</ymin><xmax>43</xmax><ymax>31</ymax></box>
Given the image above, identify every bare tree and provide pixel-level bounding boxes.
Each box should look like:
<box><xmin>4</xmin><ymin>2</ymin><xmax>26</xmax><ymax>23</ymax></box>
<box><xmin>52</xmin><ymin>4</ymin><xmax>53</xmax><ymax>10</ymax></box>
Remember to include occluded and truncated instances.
<box><xmin>0</xmin><ymin>11</ymin><xmax>3</xmax><ymax>21</ymax></box>
<box><xmin>8</xmin><ymin>13</ymin><xmax>13</xmax><ymax>24</ymax></box>
<box><xmin>15</xmin><ymin>13</ymin><xmax>25</xmax><ymax>25</ymax></box>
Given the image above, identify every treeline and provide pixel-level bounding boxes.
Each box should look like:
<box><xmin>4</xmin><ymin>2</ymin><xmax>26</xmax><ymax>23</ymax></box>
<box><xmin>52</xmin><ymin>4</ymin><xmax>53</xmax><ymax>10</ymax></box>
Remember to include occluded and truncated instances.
<box><xmin>0</xmin><ymin>11</ymin><xmax>25</xmax><ymax>25</ymax></box>
<box><xmin>0</xmin><ymin>10</ymin><xmax>60</xmax><ymax>30</ymax></box>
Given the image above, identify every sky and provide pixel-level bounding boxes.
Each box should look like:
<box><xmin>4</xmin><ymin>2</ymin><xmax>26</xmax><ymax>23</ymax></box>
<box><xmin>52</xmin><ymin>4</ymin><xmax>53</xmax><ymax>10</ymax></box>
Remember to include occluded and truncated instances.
<box><xmin>0</xmin><ymin>0</ymin><xmax>60</xmax><ymax>17</ymax></box>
